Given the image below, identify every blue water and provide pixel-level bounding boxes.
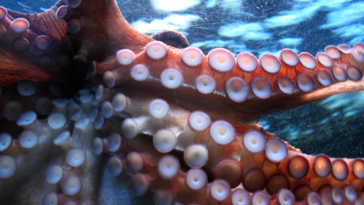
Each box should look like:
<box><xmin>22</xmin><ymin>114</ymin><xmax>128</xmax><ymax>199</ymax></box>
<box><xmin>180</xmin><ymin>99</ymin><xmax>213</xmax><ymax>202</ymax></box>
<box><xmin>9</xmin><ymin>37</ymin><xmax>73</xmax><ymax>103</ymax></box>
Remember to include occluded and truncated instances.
<box><xmin>2</xmin><ymin>0</ymin><xmax>364</xmax><ymax>157</ymax></box>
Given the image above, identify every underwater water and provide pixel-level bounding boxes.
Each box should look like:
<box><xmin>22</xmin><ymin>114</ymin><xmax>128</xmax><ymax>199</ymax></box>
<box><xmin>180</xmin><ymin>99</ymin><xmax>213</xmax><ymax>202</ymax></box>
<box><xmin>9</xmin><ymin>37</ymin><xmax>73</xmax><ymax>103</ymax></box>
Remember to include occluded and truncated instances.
<box><xmin>2</xmin><ymin>0</ymin><xmax>364</xmax><ymax>159</ymax></box>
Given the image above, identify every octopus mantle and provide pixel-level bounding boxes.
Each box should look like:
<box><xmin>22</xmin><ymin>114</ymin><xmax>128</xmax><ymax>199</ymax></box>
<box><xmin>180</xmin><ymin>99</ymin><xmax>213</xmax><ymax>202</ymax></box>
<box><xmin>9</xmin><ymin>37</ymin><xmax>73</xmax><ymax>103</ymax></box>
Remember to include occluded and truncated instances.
<box><xmin>0</xmin><ymin>0</ymin><xmax>364</xmax><ymax>205</ymax></box>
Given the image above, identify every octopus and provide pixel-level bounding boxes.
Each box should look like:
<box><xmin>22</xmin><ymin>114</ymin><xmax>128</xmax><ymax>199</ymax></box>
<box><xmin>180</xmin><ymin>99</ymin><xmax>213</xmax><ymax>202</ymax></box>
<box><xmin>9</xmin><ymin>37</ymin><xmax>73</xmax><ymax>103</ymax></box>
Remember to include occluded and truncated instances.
<box><xmin>0</xmin><ymin>0</ymin><xmax>363</xmax><ymax>204</ymax></box>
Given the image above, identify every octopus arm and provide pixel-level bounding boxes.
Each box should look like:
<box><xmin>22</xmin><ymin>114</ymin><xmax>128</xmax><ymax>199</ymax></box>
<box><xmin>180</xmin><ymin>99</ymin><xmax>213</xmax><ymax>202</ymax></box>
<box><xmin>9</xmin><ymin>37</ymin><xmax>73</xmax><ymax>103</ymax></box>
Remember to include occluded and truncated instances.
<box><xmin>6</xmin><ymin>1</ymin><xmax>67</xmax><ymax>44</ymax></box>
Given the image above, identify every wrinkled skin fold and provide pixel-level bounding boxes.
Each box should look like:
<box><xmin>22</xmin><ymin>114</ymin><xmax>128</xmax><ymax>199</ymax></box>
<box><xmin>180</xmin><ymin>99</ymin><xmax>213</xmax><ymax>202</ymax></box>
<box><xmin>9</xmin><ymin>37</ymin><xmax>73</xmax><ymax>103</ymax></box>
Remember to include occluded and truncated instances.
<box><xmin>0</xmin><ymin>0</ymin><xmax>364</xmax><ymax>205</ymax></box>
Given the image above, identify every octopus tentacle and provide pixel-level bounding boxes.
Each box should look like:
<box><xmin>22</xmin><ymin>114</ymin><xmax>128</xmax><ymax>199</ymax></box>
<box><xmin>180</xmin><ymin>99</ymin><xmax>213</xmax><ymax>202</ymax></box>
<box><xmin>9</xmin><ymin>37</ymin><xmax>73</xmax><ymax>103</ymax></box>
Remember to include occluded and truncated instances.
<box><xmin>0</xmin><ymin>0</ymin><xmax>364</xmax><ymax>205</ymax></box>
<box><xmin>58</xmin><ymin>0</ymin><xmax>152</xmax><ymax>62</ymax></box>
